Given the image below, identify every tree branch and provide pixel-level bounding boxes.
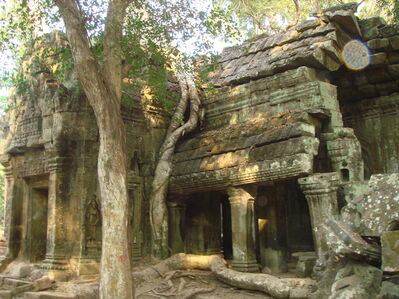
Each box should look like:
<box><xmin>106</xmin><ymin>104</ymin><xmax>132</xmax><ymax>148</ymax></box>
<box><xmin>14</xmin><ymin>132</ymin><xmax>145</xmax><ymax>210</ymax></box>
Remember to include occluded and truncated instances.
<box><xmin>160</xmin><ymin>71</ymin><xmax>200</xmax><ymax>155</ymax></box>
<box><xmin>53</xmin><ymin>0</ymin><xmax>129</xmax><ymax>129</ymax></box>
<box><xmin>287</xmin><ymin>0</ymin><xmax>301</xmax><ymax>29</ymax></box>
<box><xmin>166</xmin><ymin>69</ymin><xmax>189</xmax><ymax>136</ymax></box>
<box><xmin>53</xmin><ymin>0</ymin><xmax>104</xmax><ymax>102</ymax></box>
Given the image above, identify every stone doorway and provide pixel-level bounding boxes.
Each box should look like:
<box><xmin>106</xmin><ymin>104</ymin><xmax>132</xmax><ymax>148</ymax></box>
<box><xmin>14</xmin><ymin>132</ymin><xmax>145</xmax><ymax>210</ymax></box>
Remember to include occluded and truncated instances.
<box><xmin>256</xmin><ymin>180</ymin><xmax>314</xmax><ymax>274</ymax></box>
<box><xmin>26</xmin><ymin>177</ymin><xmax>49</xmax><ymax>263</ymax></box>
<box><xmin>184</xmin><ymin>193</ymin><xmax>222</xmax><ymax>255</ymax></box>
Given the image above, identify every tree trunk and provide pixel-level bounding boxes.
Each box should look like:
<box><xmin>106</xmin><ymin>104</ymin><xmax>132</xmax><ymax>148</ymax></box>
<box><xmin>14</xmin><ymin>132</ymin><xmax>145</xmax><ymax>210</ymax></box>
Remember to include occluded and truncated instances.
<box><xmin>96</xmin><ymin>102</ymin><xmax>132</xmax><ymax>298</ymax></box>
<box><xmin>54</xmin><ymin>1</ymin><xmax>134</xmax><ymax>298</ymax></box>
<box><xmin>150</xmin><ymin>70</ymin><xmax>201</xmax><ymax>258</ymax></box>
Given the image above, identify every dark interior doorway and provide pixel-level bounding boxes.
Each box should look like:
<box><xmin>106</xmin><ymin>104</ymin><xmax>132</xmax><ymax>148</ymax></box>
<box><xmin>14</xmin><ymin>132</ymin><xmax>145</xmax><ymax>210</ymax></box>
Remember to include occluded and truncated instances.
<box><xmin>221</xmin><ymin>195</ymin><xmax>233</xmax><ymax>260</ymax></box>
<box><xmin>256</xmin><ymin>180</ymin><xmax>314</xmax><ymax>273</ymax></box>
<box><xmin>28</xmin><ymin>181</ymin><xmax>49</xmax><ymax>263</ymax></box>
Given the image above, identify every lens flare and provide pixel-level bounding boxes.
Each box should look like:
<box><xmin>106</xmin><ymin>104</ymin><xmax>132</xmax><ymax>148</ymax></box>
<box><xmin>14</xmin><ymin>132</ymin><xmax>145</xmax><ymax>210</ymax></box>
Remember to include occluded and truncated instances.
<box><xmin>342</xmin><ymin>40</ymin><xmax>370</xmax><ymax>71</ymax></box>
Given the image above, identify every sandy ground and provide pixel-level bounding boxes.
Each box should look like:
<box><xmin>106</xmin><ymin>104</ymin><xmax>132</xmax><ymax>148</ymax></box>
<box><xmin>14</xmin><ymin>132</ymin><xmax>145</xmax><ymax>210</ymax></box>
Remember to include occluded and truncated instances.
<box><xmin>133</xmin><ymin>269</ymin><xmax>272</xmax><ymax>299</ymax></box>
<box><xmin>53</xmin><ymin>269</ymin><xmax>272</xmax><ymax>299</ymax></box>
<box><xmin>2</xmin><ymin>259</ymin><xmax>308</xmax><ymax>298</ymax></box>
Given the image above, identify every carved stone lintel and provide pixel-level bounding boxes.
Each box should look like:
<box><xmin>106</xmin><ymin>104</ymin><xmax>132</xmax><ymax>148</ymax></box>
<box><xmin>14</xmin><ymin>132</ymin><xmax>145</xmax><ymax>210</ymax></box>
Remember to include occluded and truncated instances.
<box><xmin>13</xmin><ymin>155</ymin><xmax>48</xmax><ymax>178</ymax></box>
<box><xmin>171</xmin><ymin>153</ymin><xmax>314</xmax><ymax>194</ymax></box>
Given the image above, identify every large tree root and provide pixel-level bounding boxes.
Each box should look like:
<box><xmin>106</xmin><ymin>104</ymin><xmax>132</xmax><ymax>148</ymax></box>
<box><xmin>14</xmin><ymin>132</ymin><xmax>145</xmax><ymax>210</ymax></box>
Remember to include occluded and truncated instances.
<box><xmin>133</xmin><ymin>254</ymin><xmax>315</xmax><ymax>298</ymax></box>
<box><xmin>133</xmin><ymin>254</ymin><xmax>213</xmax><ymax>283</ymax></box>
<box><xmin>209</xmin><ymin>256</ymin><xmax>290</xmax><ymax>298</ymax></box>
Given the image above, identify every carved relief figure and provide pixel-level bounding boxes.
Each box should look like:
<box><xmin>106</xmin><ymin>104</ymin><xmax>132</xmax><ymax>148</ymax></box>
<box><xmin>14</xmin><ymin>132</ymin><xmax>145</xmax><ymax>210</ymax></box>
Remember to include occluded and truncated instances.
<box><xmin>85</xmin><ymin>196</ymin><xmax>101</xmax><ymax>256</ymax></box>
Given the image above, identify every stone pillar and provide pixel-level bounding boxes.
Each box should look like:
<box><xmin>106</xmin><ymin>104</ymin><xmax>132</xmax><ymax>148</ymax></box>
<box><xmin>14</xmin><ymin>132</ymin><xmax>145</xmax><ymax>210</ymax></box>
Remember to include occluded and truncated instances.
<box><xmin>298</xmin><ymin>173</ymin><xmax>339</xmax><ymax>265</ymax></box>
<box><xmin>167</xmin><ymin>197</ymin><xmax>186</xmax><ymax>254</ymax></box>
<box><xmin>0</xmin><ymin>161</ymin><xmax>17</xmax><ymax>264</ymax></box>
<box><xmin>227</xmin><ymin>186</ymin><xmax>259</xmax><ymax>272</ymax></box>
<box><xmin>41</xmin><ymin>157</ymin><xmax>69</xmax><ymax>274</ymax></box>
<box><xmin>128</xmin><ymin>172</ymin><xmax>143</xmax><ymax>262</ymax></box>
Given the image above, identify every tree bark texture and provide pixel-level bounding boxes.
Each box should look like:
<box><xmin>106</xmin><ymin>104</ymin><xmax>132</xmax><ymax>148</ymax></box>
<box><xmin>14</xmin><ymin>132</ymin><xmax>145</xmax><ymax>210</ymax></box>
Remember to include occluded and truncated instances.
<box><xmin>149</xmin><ymin>70</ymin><xmax>201</xmax><ymax>258</ymax></box>
<box><xmin>287</xmin><ymin>0</ymin><xmax>301</xmax><ymax>28</ymax></box>
<box><xmin>133</xmin><ymin>254</ymin><xmax>314</xmax><ymax>298</ymax></box>
<box><xmin>53</xmin><ymin>1</ymin><xmax>133</xmax><ymax>298</ymax></box>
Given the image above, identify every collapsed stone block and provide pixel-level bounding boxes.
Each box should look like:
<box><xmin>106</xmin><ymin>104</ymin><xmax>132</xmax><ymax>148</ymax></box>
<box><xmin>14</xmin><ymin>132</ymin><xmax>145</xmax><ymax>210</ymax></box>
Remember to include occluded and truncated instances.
<box><xmin>330</xmin><ymin>261</ymin><xmax>382</xmax><ymax>299</ymax></box>
<box><xmin>381</xmin><ymin>230</ymin><xmax>399</xmax><ymax>272</ymax></box>
<box><xmin>390</xmin><ymin>35</ymin><xmax>399</xmax><ymax>50</ymax></box>
<box><xmin>292</xmin><ymin>252</ymin><xmax>317</xmax><ymax>277</ymax></box>
<box><xmin>33</xmin><ymin>276</ymin><xmax>53</xmax><ymax>292</ymax></box>
<box><xmin>367</xmin><ymin>38</ymin><xmax>390</xmax><ymax>50</ymax></box>
<box><xmin>342</xmin><ymin>174</ymin><xmax>399</xmax><ymax>236</ymax></box>
<box><xmin>323</xmin><ymin>219</ymin><xmax>381</xmax><ymax>263</ymax></box>
<box><xmin>4</xmin><ymin>278</ymin><xmax>31</xmax><ymax>288</ymax></box>
<box><xmin>379</xmin><ymin>281</ymin><xmax>399</xmax><ymax>299</ymax></box>
<box><xmin>370</xmin><ymin>53</ymin><xmax>388</xmax><ymax>66</ymax></box>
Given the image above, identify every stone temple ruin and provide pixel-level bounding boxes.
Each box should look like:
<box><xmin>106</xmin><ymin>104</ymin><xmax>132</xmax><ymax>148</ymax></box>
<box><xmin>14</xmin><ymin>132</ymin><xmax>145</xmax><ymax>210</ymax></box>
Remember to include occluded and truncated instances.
<box><xmin>0</xmin><ymin>2</ymin><xmax>398</xmax><ymax>298</ymax></box>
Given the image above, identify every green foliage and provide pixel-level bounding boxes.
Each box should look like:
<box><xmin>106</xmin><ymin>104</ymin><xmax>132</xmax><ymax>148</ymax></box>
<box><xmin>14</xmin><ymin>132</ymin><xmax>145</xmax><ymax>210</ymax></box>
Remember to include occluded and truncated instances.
<box><xmin>0</xmin><ymin>167</ymin><xmax>4</xmax><ymax>227</ymax></box>
<box><xmin>215</xmin><ymin>0</ymin><xmax>399</xmax><ymax>38</ymax></box>
<box><xmin>119</xmin><ymin>0</ymin><xmax>239</xmax><ymax>109</ymax></box>
<box><xmin>1</xmin><ymin>33</ymin><xmax>75</xmax><ymax>108</ymax></box>
<box><xmin>1</xmin><ymin>0</ymin><xmax>239</xmax><ymax>113</ymax></box>
<box><xmin>214</xmin><ymin>0</ymin><xmax>298</xmax><ymax>36</ymax></box>
<box><xmin>1</xmin><ymin>71</ymin><xmax>29</xmax><ymax>96</ymax></box>
<box><xmin>0</xmin><ymin>0</ymin><xmax>58</xmax><ymax>56</ymax></box>
<box><xmin>375</xmin><ymin>0</ymin><xmax>399</xmax><ymax>23</ymax></box>
<box><xmin>0</xmin><ymin>0</ymin><xmax>62</xmax><ymax>105</ymax></box>
<box><xmin>31</xmin><ymin>42</ymin><xmax>74</xmax><ymax>83</ymax></box>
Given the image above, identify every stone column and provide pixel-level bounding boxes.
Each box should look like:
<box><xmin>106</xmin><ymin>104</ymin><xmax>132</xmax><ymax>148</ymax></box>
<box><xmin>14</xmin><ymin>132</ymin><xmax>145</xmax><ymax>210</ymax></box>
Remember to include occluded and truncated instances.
<box><xmin>227</xmin><ymin>185</ymin><xmax>259</xmax><ymax>272</ymax></box>
<box><xmin>298</xmin><ymin>173</ymin><xmax>339</xmax><ymax>265</ymax></box>
<box><xmin>41</xmin><ymin>157</ymin><xmax>69</xmax><ymax>274</ymax></box>
<box><xmin>167</xmin><ymin>197</ymin><xmax>186</xmax><ymax>254</ymax></box>
<box><xmin>128</xmin><ymin>172</ymin><xmax>143</xmax><ymax>262</ymax></box>
<box><xmin>0</xmin><ymin>162</ymin><xmax>17</xmax><ymax>264</ymax></box>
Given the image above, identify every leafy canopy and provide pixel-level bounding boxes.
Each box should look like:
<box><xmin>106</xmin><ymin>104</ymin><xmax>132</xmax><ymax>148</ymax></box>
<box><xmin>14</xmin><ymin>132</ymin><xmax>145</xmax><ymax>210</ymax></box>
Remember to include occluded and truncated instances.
<box><xmin>215</xmin><ymin>0</ymin><xmax>399</xmax><ymax>38</ymax></box>
<box><xmin>0</xmin><ymin>0</ymin><xmax>238</xmax><ymax>108</ymax></box>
